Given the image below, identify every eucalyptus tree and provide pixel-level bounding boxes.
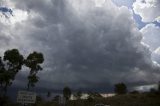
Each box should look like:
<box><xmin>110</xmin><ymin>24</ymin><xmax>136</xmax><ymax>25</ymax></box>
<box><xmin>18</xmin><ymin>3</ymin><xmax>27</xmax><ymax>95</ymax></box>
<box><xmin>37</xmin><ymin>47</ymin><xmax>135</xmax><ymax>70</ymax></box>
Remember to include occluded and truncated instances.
<box><xmin>114</xmin><ymin>83</ymin><xmax>127</xmax><ymax>94</ymax></box>
<box><xmin>63</xmin><ymin>86</ymin><xmax>72</xmax><ymax>100</ymax></box>
<box><xmin>0</xmin><ymin>49</ymin><xmax>24</xmax><ymax>96</ymax></box>
<box><xmin>24</xmin><ymin>52</ymin><xmax>44</xmax><ymax>90</ymax></box>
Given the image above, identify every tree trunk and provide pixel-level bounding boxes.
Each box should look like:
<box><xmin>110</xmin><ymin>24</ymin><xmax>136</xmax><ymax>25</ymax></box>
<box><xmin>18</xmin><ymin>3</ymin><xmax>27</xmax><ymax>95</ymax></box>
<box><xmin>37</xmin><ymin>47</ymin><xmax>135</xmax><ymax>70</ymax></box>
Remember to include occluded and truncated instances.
<box><xmin>27</xmin><ymin>82</ymin><xmax>30</xmax><ymax>91</ymax></box>
<box><xmin>3</xmin><ymin>83</ymin><xmax>8</xmax><ymax>97</ymax></box>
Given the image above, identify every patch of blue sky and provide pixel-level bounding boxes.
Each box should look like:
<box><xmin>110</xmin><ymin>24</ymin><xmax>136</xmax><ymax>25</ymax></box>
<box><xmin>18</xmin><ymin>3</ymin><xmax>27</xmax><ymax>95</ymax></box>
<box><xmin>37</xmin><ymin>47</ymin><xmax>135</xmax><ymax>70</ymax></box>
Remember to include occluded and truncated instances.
<box><xmin>112</xmin><ymin>0</ymin><xmax>146</xmax><ymax>29</ymax></box>
<box><xmin>0</xmin><ymin>6</ymin><xmax>13</xmax><ymax>18</ymax></box>
<box><xmin>112</xmin><ymin>0</ymin><xmax>160</xmax><ymax>29</ymax></box>
<box><xmin>112</xmin><ymin>0</ymin><xmax>135</xmax><ymax>8</ymax></box>
<box><xmin>153</xmin><ymin>21</ymin><xmax>160</xmax><ymax>27</ymax></box>
<box><xmin>133</xmin><ymin>13</ymin><xmax>147</xmax><ymax>29</ymax></box>
<box><xmin>133</xmin><ymin>13</ymin><xmax>160</xmax><ymax>29</ymax></box>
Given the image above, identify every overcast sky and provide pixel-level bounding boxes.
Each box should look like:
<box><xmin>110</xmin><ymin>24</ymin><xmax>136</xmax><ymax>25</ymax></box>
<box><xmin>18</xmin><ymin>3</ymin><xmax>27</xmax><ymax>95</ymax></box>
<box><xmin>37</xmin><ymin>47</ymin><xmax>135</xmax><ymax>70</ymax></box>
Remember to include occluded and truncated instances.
<box><xmin>0</xmin><ymin>0</ymin><xmax>160</xmax><ymax>92</ymax></box>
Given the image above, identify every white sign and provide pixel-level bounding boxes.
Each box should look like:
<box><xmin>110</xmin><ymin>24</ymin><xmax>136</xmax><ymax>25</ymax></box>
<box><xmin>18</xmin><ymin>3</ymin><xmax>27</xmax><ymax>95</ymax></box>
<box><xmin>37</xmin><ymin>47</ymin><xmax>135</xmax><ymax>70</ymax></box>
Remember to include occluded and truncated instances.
<box><xmin>17</xmin><ymin>91</ymin><xmax>36</xmax><ymax>104</ymax></box>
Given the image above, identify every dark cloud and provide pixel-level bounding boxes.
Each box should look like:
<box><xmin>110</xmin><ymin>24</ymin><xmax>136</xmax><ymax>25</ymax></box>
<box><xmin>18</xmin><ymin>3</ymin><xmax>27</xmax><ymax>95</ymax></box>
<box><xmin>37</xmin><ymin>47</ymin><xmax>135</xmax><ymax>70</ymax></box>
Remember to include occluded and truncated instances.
<box><xmin>0</xmin><ymin>0</ymin><xmax>160</xmax><ymax>91</ymax></box>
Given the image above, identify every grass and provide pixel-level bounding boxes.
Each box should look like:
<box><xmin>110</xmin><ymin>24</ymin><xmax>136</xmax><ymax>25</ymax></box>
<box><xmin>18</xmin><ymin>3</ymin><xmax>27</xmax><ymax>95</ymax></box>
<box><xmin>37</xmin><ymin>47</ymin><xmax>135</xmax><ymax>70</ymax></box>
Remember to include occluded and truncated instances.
<box><xmin>3</xmin><ymin>92</ymin><xmax>160</xmax><ymax>106</ymax></box>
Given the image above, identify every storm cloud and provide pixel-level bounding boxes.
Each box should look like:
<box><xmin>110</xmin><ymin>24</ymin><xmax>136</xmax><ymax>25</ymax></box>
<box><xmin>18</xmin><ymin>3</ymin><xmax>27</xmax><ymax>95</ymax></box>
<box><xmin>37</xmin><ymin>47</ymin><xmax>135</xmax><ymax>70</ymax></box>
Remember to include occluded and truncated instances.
<box><xmin>0</xmin><ymin>0</ymin><xmax>160</xmax><ymax>91</ymax></box>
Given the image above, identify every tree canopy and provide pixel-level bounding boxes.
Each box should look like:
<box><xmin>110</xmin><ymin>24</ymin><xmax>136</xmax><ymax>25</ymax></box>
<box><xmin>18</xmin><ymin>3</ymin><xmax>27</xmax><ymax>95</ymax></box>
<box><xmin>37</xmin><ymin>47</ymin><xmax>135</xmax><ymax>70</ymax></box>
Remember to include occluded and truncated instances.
<box><xmin>24</xmin><ymin>51</ymin><xmax>44</xmax><ymax>90</ymax></box>
<box><xmin>0</xmin><ymin>49</ymin><xmax>44</xmax><ymax>97</ymax></box>
<box><xmin>114</xmin><ymin>83</ymin><xmax>127</xmax><ymax>95</ymax></box>
<box><xmin>63</xmin><ymin>86</ymin><xmax>72</xmax><ymax>100</ymax></box>
<box><xmin>0</xmin><ymin>49</ymin><xmax>24</xmax><ymax>96</ymax></box>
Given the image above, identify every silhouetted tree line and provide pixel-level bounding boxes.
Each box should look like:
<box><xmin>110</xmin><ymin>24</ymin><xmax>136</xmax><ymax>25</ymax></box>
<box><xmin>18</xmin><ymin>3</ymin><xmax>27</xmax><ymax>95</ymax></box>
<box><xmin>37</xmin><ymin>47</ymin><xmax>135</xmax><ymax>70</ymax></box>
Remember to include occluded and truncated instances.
<box><xmin>0</xmin><ymin>49</ymin><xmax>44</xmax><ymax>105</ymax></box>
<box><xmin>59</xmin><ymin>82</ymin><xmax>160</xmax><ymax>101</ymax></box>
<box><xmin>58</xmin><ymin>83</ymin><xmax>128</xmax><ymax>102</ymax></box>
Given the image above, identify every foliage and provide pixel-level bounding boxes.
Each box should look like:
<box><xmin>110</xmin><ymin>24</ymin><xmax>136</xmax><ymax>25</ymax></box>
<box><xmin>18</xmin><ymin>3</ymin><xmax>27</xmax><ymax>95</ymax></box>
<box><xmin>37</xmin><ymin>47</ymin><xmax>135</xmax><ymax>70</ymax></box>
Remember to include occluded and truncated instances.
<box><xmin>52</xmin><ymin>95</ymin><xmax>60</xmax><ymax>102</ymax></box>
<box><xmin>24</xmin><ymin>52</ymin><xmax>44</xmax><ymax>90</ymax></box>
<box><xmin>27</xmin><ymin>74</ymin><xmax>39</xmax><ymax>88</ymax></box>
<box><xmin>0</xmin><ymin>57</ymin><xmax>6</xmax><ymax>95</ymax></box>
<box><xmin>0</xmin><ymin>49</ymin><xmax>44</xmax><ymax>106</ymax></box>
<box><xmin>114</xmin><ymin>83</ymin><xmax>127</xmax><ymax>94</ymax></box>
<box><xmin>74</xmin><ymin>91</ymin><xmax>82</xmax><ymax>100</ymax></box>
<box><xmin>3</xmin><ymin>90</ymin><xmax>160</xmax><ymax>106</ymax></box>
<box><xmin>34</xmin><ymin>93</ymin><xmax>160</xmax><ymax>106</ymax></box>
<box><xmin>129</xmin><ymin>90</ymin><xmax>139</xmax><ymax>94</ymax></box>
<box><xmin>36</xmin><ymin>95</ymin><xmax>43</xmax><ymax>102</ymax></box>
<box><xmin>0</xmin><ymin>49</ymin><xmax>24</xmax><ymax>96</ymax></box>
<box><xmin>87</xmin><ymin>92</ymin><xmax>103</xmax><ymax>99</ymax></box>
<box><xmin>63</xmin><ymin>86</ymin><xmax>72</xmax><ymax>100</ymax></box>
<box><xmin>150</xmin><ymin>88</ymin><xmax>157</xmax><ymax>93</ymax></box>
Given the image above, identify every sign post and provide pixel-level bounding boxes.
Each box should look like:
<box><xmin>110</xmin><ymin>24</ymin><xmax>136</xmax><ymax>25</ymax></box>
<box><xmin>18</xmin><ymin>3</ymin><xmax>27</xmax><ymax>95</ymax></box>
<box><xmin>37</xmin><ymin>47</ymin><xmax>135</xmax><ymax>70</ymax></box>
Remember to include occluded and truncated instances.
<box><xmin>17</xmin><ymin>91</ymin><xmax>36</xmax><ymax>105</ymax></box>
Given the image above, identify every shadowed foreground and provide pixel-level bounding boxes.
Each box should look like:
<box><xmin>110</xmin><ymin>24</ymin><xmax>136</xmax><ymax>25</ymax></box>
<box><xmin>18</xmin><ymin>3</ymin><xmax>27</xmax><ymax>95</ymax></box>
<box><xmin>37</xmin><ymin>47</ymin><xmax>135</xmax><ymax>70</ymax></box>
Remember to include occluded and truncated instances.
<box><xmin>34</xmin><ymin>93</ymin><xmax>160</xmax><ymax>106</ymax></box>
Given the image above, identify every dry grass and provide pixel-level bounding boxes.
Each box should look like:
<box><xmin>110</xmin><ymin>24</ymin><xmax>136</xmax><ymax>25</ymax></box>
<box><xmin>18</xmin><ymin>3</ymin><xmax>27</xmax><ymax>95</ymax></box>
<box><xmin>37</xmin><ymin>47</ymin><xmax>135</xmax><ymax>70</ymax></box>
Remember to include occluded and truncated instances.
<box><xmin>35</xmin><ymin>93</ymin><xmax>160</xmax><ymax>106</ymax></box>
